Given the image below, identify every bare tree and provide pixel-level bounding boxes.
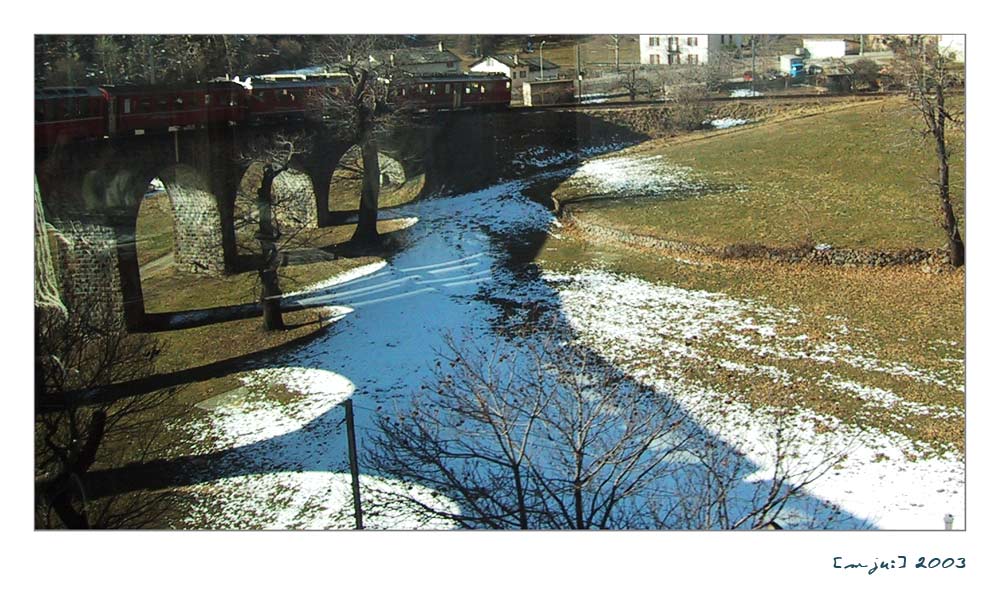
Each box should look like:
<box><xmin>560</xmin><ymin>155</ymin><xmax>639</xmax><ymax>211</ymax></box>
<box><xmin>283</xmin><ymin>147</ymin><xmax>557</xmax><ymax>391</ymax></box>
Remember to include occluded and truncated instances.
<box><xmin>607</xmin><ymin>35</ymin><xmax>623</xmax><ymax>72</ymax></box>
<box><xmin>836</xmin><ymin>57</ymin><xmax>882</xmax><ymax>92</ymax></box>
<box><xmin>235</xmin><ymin>133</ymin><xmax>312</xmax><ymax>330</ymax></box>
<box><xmin>887</xmin><ymin>35</ymin><xmax>965</xmax><ymax>266</ymax></box>
<box><xmin>367</xmin><ymin>330</ymin><xmax>852</xmax><ymax>529</ymax></box>
<box><xmin>618</xmin><ymin>68</ymin><xmax>653</xmax><ymax>101</ymax></box>
<box><xmin>659</xmin><ymin>66</ymin><xmax>713</xmax><ymax>131</ymax></box>
<box><xmin>35</xmin><ymin>193</ymin><xmax>177</xmax><ymax>528</ymax></box>
<box><xmin>312</xmin><ymin>36</ymin><xmax>414</xmax><ymax>247</ymax></box>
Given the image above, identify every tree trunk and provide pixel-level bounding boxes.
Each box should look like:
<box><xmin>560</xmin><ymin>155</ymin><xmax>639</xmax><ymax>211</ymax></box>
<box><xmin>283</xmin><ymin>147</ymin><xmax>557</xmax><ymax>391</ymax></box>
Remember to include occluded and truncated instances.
<box><xmin>257</xmin><ymin>167</ymin><xmax>284</xmax><ymax>330</ymax></box>
<box><xmin>934</xmin><ymin>84</ymin><xmax>965</xmax><ymax>267</ymax></box>
<box><xmin>351</xmin><ymin>130</ymin><xmax>382</xmax><ymax>246</ymax></box>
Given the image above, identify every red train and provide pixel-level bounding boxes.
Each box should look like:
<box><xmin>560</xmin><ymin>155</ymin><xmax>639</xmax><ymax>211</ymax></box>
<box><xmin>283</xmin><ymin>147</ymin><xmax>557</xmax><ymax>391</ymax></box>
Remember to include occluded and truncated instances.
<box><xmin>400</xmin><ymin>74</ymin><xmax>512</xmax><ymax>110</ymax></box>
<box><xmin>35</xmin><ymin>73</ymin><xmax>511</xmax><ymax>147</ymax></box>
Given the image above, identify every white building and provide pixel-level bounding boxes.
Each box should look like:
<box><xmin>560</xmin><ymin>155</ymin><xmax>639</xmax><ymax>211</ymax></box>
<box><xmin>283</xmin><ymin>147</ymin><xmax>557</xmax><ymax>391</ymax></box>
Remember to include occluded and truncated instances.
<box><xmin>468</xmin><ymin>54</ymin><xmax>561</xmax><ymax>82</ymax></box>
<box><xmin>803</xmin><ymin>38</ymin><xmax>861</xmax><ymax>59</ymax></box>
<box><xmin>938</xmin><ymin>35</ymin><xmax>965</xmax><ymax>63</ymax></box>
<box><xmin>639</xmin><ymin>35</ymin><xmax>743</xmax><ymax>66</ymax></box>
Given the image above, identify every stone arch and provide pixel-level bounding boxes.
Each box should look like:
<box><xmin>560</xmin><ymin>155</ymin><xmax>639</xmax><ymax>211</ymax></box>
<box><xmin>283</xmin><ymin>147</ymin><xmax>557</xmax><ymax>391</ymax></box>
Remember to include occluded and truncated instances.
<box><xmin>232</xmin><ymin>162</ymin><xmax>320</xmax><ymax>260</ymax></box>
<box><xmin>326</xmin><ymin>145</ymin><xmax>422</xmax><ymax>217</ymax></box>
<box><xmin>41</xmin><ymin>166</ymin><xmax>151</xmax><ymax>330</ymax></box>
<box><xmin>157</xmin><ymin>163</ymin><xmax>227</xmax><ymax>275</ymax></box>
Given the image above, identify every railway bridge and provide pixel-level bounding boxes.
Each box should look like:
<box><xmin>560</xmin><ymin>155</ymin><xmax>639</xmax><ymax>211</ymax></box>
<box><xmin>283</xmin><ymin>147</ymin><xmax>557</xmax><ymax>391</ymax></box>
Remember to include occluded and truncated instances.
<box><xmin>35</xmin><ymin>110</ymin><xmax>647</xmax><ymax>329</ymax></box>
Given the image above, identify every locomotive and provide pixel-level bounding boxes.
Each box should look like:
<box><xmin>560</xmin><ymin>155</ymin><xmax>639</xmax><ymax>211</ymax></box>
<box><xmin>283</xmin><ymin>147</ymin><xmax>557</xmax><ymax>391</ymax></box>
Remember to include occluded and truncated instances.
<box><xmin>35</xmin><ymin>72</ymin><xmax>512</xmax><ymax>147</ymax></box>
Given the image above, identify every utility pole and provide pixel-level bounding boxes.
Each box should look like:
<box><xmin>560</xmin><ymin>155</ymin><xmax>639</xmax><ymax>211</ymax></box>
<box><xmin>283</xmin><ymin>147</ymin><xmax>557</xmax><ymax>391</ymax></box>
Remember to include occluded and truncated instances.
<box><xmin>344</xmin><ymin>399</ymin><xmax>363</xmax><ymax>530</ymax></box>
<box><xmin>750</xmin><ymin>36</ymin><xmax>756</xmax><ymax>94</ymax></box>
<box><xmin>540</xmin><ymin>40</ymin><xmax>546</xmax><ymax>81</ymax></box>
<box><xmin>576</xmin><ymin>43</ymin><xmax>583</xmax><ymax>100</ymax></box>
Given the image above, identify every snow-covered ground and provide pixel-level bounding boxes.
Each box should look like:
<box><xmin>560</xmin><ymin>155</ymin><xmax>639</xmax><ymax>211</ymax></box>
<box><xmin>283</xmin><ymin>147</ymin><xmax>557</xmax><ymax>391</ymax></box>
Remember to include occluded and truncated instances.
<box><xmin>541</xmin><ymin>269</ymin><xmax>964</xmax><ymax>530</ymax></box>
<box><xmin>706</xmin><ymin>117</ymin><xmax>751</xmax><ymax>129</ymax></box>
<box><xmin>179</xmin><ymin>151</ymin><xmax>964</xmax><ymax>530</ymax></box>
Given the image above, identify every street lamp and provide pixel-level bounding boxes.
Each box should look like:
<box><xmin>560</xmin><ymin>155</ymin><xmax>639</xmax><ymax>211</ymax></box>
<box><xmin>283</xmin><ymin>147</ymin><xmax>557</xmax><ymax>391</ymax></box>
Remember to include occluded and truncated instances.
<box><xmin>540</xmin><ymin>40</ymin><xmax>546</xmax><ymax>81</ymax></box>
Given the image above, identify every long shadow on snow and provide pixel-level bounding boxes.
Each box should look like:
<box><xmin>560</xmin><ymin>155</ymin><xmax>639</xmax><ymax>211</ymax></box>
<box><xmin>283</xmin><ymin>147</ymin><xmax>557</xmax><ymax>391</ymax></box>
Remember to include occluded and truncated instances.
<box><xmin>84</xmin><ymin>121</ymin><xmax>871</xmax><ymax>529</ymax></box>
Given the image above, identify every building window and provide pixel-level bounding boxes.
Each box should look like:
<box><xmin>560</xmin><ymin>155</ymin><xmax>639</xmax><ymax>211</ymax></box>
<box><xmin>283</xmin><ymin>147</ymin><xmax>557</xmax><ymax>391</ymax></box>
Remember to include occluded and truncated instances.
<box><xmin>650</xmin><ymin>54</ymin><xmax>660</xmax><ymax>65</ymax></box>
<box><xmin>687</xmin><ymin>37</ymin><xmax>698</xmax><ymax>46</ymax></box>
<box><xmin>649</xmin><ymin>36</ymin><xmax>660</xmax><ymax>47</ymax></box>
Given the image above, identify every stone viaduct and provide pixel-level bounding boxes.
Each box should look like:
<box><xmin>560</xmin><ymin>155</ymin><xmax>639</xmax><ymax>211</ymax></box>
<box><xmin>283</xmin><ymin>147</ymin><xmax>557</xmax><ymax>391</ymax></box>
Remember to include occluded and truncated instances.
<box><xmin>35</xmin><ymin>110</ymin><xmax>645</xmax><ymax>330</ymax></box>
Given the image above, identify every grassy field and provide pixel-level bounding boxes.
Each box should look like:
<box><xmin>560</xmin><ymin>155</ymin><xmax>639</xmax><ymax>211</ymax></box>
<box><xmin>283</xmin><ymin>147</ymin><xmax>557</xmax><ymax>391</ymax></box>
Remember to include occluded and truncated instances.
<box><xmin>535</xmin><ymin>232</ymin><xmax>964</xmax><ymax>455</ymax></box>
<box><xmin>559</xmin><ymin>96</ymin><xmax>965</xmax><ymax>251</ymax></box>
<box><xmin>142</xmin><ymin>218</ymin><xmax>414</xmax><ymax>314</ymax></box>
<box><xmin>135</xmin><ymin>193</ymin><xmax>175</xmax><ymax>267</ymax></box>
<box><xmin>534</xmin><ymin>94</ymin><xmax>966</xmax><ymax>455</ymax></box>
<box><xmin>328</xmin><ymin>172</ymin><xmax>425</xmax><ymax>213</ymax></box>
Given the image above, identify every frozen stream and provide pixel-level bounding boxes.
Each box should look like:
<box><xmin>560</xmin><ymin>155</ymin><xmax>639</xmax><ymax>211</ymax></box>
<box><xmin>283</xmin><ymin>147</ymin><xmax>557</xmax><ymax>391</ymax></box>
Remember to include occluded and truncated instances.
<box><xmin>180</xmin><ymin>152</ymin><xmax>964</xmax><ymax>530</ymax></box>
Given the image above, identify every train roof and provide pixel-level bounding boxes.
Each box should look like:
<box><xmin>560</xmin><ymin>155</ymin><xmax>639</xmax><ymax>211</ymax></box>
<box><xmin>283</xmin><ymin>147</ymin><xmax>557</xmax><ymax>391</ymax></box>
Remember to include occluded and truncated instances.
<box><xmin>35</xmin><ymin>87</ymin><xmax>106</xmax><ymax>99</ymax></box>
<box><xmin>412</xmin><ymin>73</ymin><xmax>510</xmax><ymax>83</ymax></box>
<box><xmin>249</xmin><ymin>77</ymin><xmax>349</xmax><ymax>89</ymax></box>
<box><xmin>100</xmin><ymin>81</ymin><xmax>247</xmax><ymax>95</ymax></box>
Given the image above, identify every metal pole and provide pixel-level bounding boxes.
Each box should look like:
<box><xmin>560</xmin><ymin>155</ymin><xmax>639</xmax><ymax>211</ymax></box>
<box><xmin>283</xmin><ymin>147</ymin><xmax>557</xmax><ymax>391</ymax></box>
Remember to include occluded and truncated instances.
<box><xmin>345</xmin><ymin>399</ymin><xmax>363</xmax><ymax>530</ymax></box>
<box><xmin>751</xmin><ymin>36</ymin><xmax>756</xmax><ymax>93</ymax></box>
<box><xmin>540</xmin><ymin>41</ymin><xmax>546</xmax><ymax>81</ymax></box>
<box><xmin>576</xmin><ymin>43</ymin><xmax>582</xmax><ymax>100</ymax></box>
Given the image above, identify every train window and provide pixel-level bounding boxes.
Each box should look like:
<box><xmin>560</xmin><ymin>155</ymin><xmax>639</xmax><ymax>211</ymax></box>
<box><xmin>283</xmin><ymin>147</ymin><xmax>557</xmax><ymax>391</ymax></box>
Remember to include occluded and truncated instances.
<box><xmin>480</xmin><ymin>85</ymin><xmax>486</xmax><ymax>94</ymax></box>
<box><xmin>205</xmin><ymin>94</ymin><xmax>212</xmax><ymax>106</ymax></box>
<box><xmin>465</xmin><ymin>86</ymin><xmax>471</xmax><ymax>94</ymax></box>
<box><xmin>506</xmin><ymin>81</ymin><xmax>511</xmax><ymax>89</ymax></box>
<box><xmin>445</xmin><ymin>84</ymin><xmax>452</xmax><ymax>93</ymax></box>
<box><xmin>36</xmin><ymin>103</ymin><xmax>44</xmax><ymax>122</ymax></box>
<box><xmin>124</xmin><ymin>99</ymin><xmax>131</xmax><ymax>114</ymax></box>
<box><xmin>429</xmin><ymin>87</ymin><xmax>436</xmax><ymax>96</ymax></box>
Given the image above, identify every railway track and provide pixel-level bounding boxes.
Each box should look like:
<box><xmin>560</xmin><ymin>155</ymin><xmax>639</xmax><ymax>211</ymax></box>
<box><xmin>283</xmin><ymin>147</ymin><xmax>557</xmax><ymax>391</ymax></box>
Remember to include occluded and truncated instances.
<box><xmin>510</xmin><ymin>91</ymin><xmax>900</xmax><ymax>113</ymax></box>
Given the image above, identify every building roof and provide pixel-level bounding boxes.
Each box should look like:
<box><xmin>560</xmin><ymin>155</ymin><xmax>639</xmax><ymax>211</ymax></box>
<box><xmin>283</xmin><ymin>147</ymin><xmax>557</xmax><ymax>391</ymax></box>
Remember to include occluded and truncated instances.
<box><xmin>369</xmin><ymin>46</ymin><xmax>461</xmax><ymax>66</ymax></box>
<box><xmin>470</xmin><ymin>54</ymin><xmax>560</xmax><ymax>72</ymax></box>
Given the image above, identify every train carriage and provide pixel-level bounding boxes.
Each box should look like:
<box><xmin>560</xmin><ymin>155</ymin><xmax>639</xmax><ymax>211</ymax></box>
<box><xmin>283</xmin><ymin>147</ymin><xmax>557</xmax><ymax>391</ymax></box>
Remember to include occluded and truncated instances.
<box><xmin>401</xmin><ymin>74</ymin><xmax>511</xmax><ymax>111</ymax></box>
<box><xmin>106</xmin><ymin>81</ymin><xmax>246</xmax><ymax>136</ymax></box>
<box><xmin>457</xmin><ymin>75</ymin><xmax>511</xmax><ymax>109</ymax></box>
<box><xmin>246</xmin><ymin>75</ymin><xmax>350</xmax><ymax>123</ymax></box>
<box><xmin>35</xmin><ymin>87</ymin><xmax>110</xmax><ymax>147</ymax></box>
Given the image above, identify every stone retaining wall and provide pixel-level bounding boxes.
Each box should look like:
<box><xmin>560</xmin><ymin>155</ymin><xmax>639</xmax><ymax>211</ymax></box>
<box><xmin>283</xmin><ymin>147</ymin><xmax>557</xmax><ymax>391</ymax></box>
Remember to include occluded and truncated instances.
<box><xmin>563</xmin><ymin>211</ymin><xmax>951</xmax><ymax>270</ymax></box>
<box><xmin>579</xmin><ymin>96</ymin><xmax>885</xmax><ymax>138</ymax></box>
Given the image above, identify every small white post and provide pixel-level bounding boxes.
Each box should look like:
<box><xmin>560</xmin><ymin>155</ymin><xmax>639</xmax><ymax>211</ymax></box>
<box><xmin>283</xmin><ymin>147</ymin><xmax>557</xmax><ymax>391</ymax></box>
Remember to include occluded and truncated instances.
<box><xmin>943</xmin><ymin>513</ymin><xmax>954</xmax><ymax>530</ymax></box>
